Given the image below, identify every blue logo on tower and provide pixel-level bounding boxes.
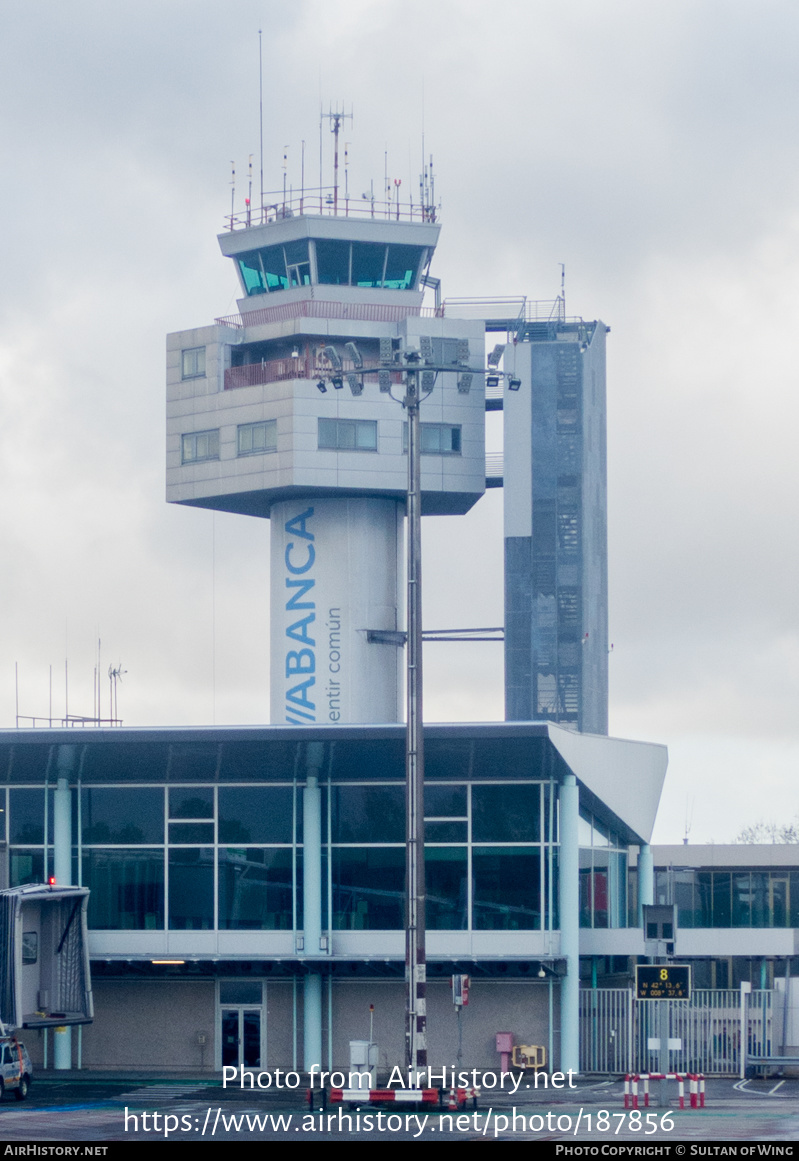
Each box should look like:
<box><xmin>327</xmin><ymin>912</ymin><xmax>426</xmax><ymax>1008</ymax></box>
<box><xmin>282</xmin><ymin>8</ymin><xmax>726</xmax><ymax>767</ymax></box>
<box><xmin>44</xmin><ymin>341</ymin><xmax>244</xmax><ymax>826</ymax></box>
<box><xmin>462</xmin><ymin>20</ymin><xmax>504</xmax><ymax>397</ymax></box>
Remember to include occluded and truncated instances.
<box><xmin>283</xmin><ymin>507</ymin><xmax>316</xmax><ymax>724</ymax></box>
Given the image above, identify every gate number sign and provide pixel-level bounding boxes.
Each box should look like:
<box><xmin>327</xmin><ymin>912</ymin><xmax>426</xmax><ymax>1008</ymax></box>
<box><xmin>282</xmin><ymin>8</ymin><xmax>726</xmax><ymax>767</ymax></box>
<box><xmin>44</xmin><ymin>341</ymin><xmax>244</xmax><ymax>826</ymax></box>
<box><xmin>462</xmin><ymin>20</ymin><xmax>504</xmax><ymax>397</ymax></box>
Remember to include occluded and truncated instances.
<box><xmin>635</xmin><ymin>965</ymin><xmax>691</xmax><ymax>999</ymax></box>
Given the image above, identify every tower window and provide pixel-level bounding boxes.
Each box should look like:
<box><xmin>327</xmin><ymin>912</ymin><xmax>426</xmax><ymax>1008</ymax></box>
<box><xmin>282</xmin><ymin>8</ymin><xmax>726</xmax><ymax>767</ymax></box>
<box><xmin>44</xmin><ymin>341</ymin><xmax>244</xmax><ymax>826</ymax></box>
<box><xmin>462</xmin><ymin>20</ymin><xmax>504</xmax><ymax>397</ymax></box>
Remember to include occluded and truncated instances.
<box><xmin>181</xmin><ymin>429</ymin><xmax>219</xmax><ymax>464</ymax></box>
<box><xmin>181</xmin><ymin>347</ymin><xmax>206</xmax><ymax>379</ymax></box>
<box><xmin>403</xmin><ymin>422</ymin><xmax>462</xmax><ymax>455</ymax></box>
<box><xmin>318</xmin><ymin>418</ymin><xmax>377</xmax><ymax>452</ymax></box>
<box><xmin>237</xmin><ymin>421</ymin><xmax>277</xmax><ymax>456</ymax></box>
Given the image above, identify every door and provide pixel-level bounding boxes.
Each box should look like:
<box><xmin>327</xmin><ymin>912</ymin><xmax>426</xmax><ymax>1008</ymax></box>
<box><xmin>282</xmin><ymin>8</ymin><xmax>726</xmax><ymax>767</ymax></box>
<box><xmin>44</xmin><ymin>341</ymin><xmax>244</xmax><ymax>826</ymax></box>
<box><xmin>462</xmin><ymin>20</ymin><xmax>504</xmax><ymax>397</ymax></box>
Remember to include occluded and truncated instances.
<box><xmin>221</xmin><ymin>1008</ymin><xmax>262</xmax><ymax>1069</ymax></box>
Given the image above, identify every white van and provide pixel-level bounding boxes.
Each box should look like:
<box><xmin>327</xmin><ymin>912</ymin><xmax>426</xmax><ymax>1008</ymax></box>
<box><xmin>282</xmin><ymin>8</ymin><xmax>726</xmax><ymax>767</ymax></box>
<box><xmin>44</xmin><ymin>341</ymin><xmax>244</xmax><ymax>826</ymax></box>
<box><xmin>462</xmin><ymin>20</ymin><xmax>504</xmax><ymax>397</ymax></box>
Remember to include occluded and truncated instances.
<box><xmin>0</xmin><ymin>1037</ymin><xmax>32</xmax><ymax>1100</ymax></box>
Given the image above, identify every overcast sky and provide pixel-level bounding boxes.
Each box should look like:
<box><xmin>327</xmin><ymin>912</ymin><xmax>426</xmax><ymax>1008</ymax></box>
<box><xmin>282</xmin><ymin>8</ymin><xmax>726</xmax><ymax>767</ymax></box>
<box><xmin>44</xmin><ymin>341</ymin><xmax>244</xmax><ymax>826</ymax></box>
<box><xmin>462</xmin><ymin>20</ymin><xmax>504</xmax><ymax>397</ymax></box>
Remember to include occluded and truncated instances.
<box><xmin>2</xmin><ymin>0</ymin><xmax>798</xmax><ymax>843</ymax></box>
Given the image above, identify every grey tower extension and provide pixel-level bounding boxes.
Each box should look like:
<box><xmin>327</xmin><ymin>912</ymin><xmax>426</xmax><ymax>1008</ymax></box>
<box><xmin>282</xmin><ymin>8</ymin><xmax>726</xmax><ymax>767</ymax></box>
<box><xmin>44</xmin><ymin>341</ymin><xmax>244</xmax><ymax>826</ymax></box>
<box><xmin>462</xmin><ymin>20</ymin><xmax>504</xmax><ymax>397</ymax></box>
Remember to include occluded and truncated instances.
<box><xmin>503</xmin><ymin>314</ymin><xmax>608</xmax><ymax>735</ymax></box>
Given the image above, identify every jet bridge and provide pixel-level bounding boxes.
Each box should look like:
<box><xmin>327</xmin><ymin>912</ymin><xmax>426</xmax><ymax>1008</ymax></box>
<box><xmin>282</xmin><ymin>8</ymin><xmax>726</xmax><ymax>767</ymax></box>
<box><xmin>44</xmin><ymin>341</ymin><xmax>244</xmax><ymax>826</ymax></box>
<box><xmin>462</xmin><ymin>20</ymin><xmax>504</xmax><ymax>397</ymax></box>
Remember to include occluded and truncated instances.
<box><xmin>0</xmin><ymin>885</ymin><xmax>93</xmax><ymax>1030</ymax></box>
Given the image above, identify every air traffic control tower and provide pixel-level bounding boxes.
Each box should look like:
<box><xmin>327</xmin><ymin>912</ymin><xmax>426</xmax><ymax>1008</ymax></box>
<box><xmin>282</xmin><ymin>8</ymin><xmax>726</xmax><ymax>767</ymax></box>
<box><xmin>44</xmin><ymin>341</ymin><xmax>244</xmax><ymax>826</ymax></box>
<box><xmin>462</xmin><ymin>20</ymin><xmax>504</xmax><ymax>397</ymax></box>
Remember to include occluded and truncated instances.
<box><xmin>166</xmin><ymin>182</ymin><xmax>485</xmax><ymax>725</ymax></box>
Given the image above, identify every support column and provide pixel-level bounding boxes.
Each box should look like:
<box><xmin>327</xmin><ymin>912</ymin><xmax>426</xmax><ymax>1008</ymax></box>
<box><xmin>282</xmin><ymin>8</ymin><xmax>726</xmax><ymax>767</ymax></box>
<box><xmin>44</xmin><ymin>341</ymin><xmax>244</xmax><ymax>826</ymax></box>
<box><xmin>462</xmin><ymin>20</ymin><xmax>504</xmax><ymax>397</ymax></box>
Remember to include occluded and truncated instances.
<box><xmin>303</xmin><ymin>742</ymin><xmax>324</xmax><ymax>1072</ymax></box>
<box><xmin>53</xmin><ymin>745</ymin><xmax>75</xmax><ymax>1071</ymax></box>
<box><xmin>637</xmin><ymin>843</ymin><xmax>654</xmax><ymax>927</ymax></box>
<box><xmin>559</xmin><ymin>773</ymin><xmax>579</xmax><ymax>1076</ymax></box>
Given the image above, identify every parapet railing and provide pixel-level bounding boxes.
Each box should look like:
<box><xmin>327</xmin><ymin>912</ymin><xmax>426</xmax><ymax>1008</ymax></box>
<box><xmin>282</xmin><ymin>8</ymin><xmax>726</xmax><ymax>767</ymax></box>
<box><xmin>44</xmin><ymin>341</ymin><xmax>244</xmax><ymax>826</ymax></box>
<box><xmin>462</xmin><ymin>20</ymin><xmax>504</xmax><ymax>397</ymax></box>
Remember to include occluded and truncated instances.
<box><xmin>225</xmin><ymin>192</ymin><xmax>438</xmax><ymax>230</ymax></box>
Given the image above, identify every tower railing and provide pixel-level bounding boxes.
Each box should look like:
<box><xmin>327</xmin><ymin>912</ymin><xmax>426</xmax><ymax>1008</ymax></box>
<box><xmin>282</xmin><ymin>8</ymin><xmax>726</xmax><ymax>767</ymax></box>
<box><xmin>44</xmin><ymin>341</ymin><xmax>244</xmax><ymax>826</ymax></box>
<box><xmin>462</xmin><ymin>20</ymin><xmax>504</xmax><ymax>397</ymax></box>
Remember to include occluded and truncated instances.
<box><xmin>225</xmin><ymin>191</ymin><xmax>437</xmax><ymax>230</ymax></box>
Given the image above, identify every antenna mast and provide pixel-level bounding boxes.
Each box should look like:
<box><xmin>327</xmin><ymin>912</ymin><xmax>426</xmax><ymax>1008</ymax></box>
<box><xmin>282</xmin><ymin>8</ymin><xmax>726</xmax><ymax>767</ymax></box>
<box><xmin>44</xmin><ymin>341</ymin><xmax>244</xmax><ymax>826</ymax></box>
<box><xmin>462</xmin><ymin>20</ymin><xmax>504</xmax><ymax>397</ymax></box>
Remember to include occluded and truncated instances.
<box><xmin>258</xmin><ymin>30</ymin><xmax>264</xmax><ymax>221</ymax></box>
<box><xmin>322</xmin><ymin>106</ymin><xmax>353</xmax><ymax>215</ymax></box>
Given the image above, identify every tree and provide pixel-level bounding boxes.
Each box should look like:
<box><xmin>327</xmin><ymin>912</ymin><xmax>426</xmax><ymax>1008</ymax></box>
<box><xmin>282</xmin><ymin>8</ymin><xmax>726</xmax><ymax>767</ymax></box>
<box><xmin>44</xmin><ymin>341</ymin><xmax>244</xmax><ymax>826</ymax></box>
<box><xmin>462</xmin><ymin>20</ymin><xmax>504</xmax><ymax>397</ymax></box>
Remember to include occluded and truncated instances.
<box><xmin>734</xmin><ymin>819</ymin><xmax>799</xmax><ymax>843</ymax></box>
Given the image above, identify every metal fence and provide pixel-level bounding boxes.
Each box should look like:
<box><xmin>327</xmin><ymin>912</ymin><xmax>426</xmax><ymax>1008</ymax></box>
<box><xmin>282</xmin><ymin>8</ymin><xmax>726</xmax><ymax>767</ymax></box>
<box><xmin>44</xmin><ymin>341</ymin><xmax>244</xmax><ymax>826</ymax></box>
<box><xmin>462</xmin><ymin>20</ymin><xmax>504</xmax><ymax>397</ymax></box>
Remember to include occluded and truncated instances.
<box><xmin>580</xmin><ymin>988</ymin><xmax>773</xmax><ymax>1075</ymax></box>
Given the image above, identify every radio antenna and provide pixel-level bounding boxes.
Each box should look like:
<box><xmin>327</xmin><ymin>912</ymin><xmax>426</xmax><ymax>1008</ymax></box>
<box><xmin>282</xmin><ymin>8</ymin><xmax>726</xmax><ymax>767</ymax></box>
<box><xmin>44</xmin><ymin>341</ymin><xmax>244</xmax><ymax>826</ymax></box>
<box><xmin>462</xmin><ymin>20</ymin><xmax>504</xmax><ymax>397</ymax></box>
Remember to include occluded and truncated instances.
<box><xmin>258</xmin><ymin>30</ymin><xmax>264</xmax><ymax>221</ymax></box>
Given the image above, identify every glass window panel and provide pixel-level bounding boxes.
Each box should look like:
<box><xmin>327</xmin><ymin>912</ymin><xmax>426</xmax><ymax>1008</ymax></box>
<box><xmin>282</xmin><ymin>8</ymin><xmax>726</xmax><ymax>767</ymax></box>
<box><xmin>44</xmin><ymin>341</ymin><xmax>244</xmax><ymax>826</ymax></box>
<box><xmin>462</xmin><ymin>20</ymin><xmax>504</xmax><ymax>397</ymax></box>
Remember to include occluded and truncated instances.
<box><xmin>420</xmin><ymin>425</ymin><xmax>441</xmax><ymax>454</ymax></box>
<box><xmin>82</xmin><ymin>787</ymin><xmax>164</xmax><ymax>844</ymax></box>
<box><xmin>168</xmin><ymin>848</ymin><xmax>214</xmax><ymax>929</ymax></box>
<box><xmin>424</xmin><ymin>785</ymin><xmax>467</xmax><ymax>817</ymax></box>
<box><xmin>10</xmin><ymin>850</ymin><xmax>44</xmax><ymax>887</ymax></box>
<box><xmin>80</xmin><ymin>743</ymin><xmax>170</xmax><ymax>783</ymax></box>
<box><xmin>238</xmin><ymin>421</ymin><xmax>277</xmax><ymax>456</ymax></box>
<box><xmin>674</xmin><ymin>870</ymin><xmax>696</xmax><ymax>929</ymax></box>
<box><xmin>697</xmin><ymin>872</ymin><xmax>713</xmax><ymax>925</ymax></box>
<box><xmin>337</xmin><ymin>421</ymin><xmax>356</xmax><ymax>449</ymax></box>
<box><xmin>608</xmin><ymin>850</ymin><xmax>627</xmax><ymax>928</ymax></box>
<box><xmin>592</xmin><ymin>849</ymin><xmax>609</xmax><ymax>928</ymax></box>
<box><xmin>9</xmin><ymin>789</ymin><xmax>45</xmax><ymax>844</ymax></box>
<box><xmin>169</xmin><ymin>745</ymin><xmax>219</xmax><ymax>782</ymax></box>
<box><xmin>331</xmin><ymin>785</ymin><xmax>404</xmax><ymax>843</ymax></box>
<box><xmin>182</xmin><ymin>430</ymin><xmax>219</xmax><ymax>464</ymax></box>
<box><xmin>169</xmin><ymin>822</ymin><xmax>214</xmax><ymax>843</ymax></box>
<box><xmin>472</xmin><ymin>784</ymin><xmax>540</xmax><ymax>842</ymax></box>
<box><xmin>471</xmin><ymin>737</ymin><xmax>547</xmax><ymax>781</ymax></box>
<box><xmin>350</xmin><ymin>242</ymin><xmax>386</xmax><ymax>287</ymax></box>
<box><xmin>547</xmin><ymin>847</ymin><xmax>559</xmax><ymax>929</ymax></box>
<box><xmin>318</xmin><ymin>418</ymin><xmax>337</xmax><ymax>449</ymax></box>
<box><xmin>383</xmin><ymin>244</ymin><xmax>423</xmax><ymax>290</ymax></box>
<box><xmin>424</xmin><ymin>821</ymin><xmax>467</xmax><ymax>842</ymax></box>
<box><xmin>218</xmin><ymin>787</ymin><xmax>293</xmax><ymax>844</ymax></box>
<box><xmin>355</xmin><ymin>422</ymin><xmax>377</xmax><ymax>450</ymax></box>
<box><xmin>790</xmin><ymin>872</ymin><xmax>799</xmax><ymax>927</ymax></box>
<box><xmin>4</xmin><ymin>744</ymin><xmax>49</xmax><ymax>783</ymax></box>
<box><xmin>314</xmin><ymin>238</ymin><xmax>350</xmax><ymax>285</ymax></box>
<box><xmin>83</xmin><ymin>850</ymin><xmax>164</xmax><ymax>930</ymax></box>
<box><xmin>424</xmin><ymin>741</ymin><xmax>472</xmax><ymax>783</ymax></box>
<box><xmin>238</xmin><ymin>251</ymin><xmax>266</xmax><ymax>295</ymax></box>
<box><xmin>473</xmin><ymin>847</ymin><xmax>541</xmax><ymax>930</ymax></box>
<box><xmin>181</xmin><ymin>347</ymin><xmax>206</xmax><ymax>379</ymax></box>
<box><xmin>218</xmin><ymin>740</ymin><xmax>298</xmax><ymax>782</ymax></box>
<box><xmin>712</xmin><ymin>872</ymin><xmax>732</xmax><ymax>927</ymax></box>
<box><xmin>283</xmin><ymin>239</ymin><xmax>309</xmax><ymax>265</ymax></box>
<box><xmin>732</xmin><ymin>872</ymin><xmax>752</xmax><ymax>927</ymax></box>
<box><xmin>426</xmin><ymin>847</ymin><xmax>467</xmax><ymax>929</ymax></box>
<box><xmin>332</xmin><ymin>847</ymin><xmax>404</xmax><ymax>929</ymax></box>
<box><xmin>592</xmin><ymin>819</ymin><xmax>611</xmax><ymax>848</ymax></box>
<box><xmin>579</xmin><ymin>850</ymin><xmax>593</xmax><ymax>927</ymax></box>
<box><xmin>578</xmin><ymin>810</ymin><xmax>593</xmax><ymax>848</ymax></box>
<box><xmin>218</xmin><ymin>848</ymin><xmax>294</xmax><ymax>929</ymax></box>
<box><xmin>771</xmin><ymin>876</ymin><xmax>789</xmax><ymax>928</ymax></box>
<box><xmin>260</xmin><ymin>244</ymin><xmax>289</xmax><ymax>291</ymax></box>
<box><xmin>220</xmin><ymin>981</ymin><xmax>262</xmax><ymax>1005</ymax></box>
<box><xmin>169</xmin><ymin>788</ymin><xmax>214</xmax><ymax>818</ymax></box>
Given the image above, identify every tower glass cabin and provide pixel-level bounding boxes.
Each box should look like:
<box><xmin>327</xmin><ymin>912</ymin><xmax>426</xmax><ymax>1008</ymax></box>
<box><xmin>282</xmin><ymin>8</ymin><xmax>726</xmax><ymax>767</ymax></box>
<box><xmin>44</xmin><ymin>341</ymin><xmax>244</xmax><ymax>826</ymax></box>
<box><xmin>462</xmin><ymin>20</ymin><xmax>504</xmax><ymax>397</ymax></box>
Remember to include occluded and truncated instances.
<box><xmin>167</xmin><ymin>204</ymin><xmax>486</xmax><ymax>725</ymax></box>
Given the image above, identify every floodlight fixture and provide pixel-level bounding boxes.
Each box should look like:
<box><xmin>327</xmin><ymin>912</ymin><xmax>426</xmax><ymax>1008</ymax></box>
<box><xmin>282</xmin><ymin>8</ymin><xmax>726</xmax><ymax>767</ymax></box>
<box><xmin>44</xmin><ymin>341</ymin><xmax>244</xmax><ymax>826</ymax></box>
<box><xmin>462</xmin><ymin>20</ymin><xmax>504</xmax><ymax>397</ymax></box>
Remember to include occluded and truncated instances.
<box><xmin>508</xmin><ymin>376</ymin><xmax>522</xmax><ymax>391</ymax></box>
<box><xmin>457</xmin><ymin>372</ymin><xmax>473</xmax><ymax>394</ymax></box>
<box><xmin>456</xmin><ymin>339</ymin><xmax>470</xmax><ymax>364</ymax></box>
<box><xmin>344</xmin><ymin>342</ymin><xmax>363</xmax><ymax>369</ymax></box>
<box><xmin>291</xmin><ymin>345</ymin><xmax>300</xmax><ymax>359</ymax></box>
<box><xmin>347</xmin><ymin>373</ymin><xmax>363</xmax><ymax>396</ymax></box>
<box><xmin>486</xmin><ymin>375</ymin><xmax>500</xmax><ymax>388</ymax></box>
<box><xmin>419</xmin><ymin>335</ymin><xmax>434</xmax><ymax>362</ymax></box>
<box><xmin>379</xmin><ymin>338</ymin><xmax>394</xmax><ymax>365</ymax></box>
<box><xmin>378</xmin><ymin>369</ymin><xmax>392</xmax><ymax>392</ymax></box>
<box><xmin>487</xmin><ymin>343</ymin><xmax>506</xmax><ymax>368</ymax></box>
<box><xmin>316</xmin><ymin>380</ymin><xmax>328</xmax><ymax>394</ymax></box>
<box><xmin>332</xmin><ymin>376</ymin><xmax>344</xmax><ymax>390</ymax></box>
<box><xmin>323</xmin><ymin>344</ymin><xmax>342</xmax><ymax>370</ymax></box>
<box><xmin>421</xmin><ymin>370</ymin><xmax>436</xmax><ymax>391</ymax></box>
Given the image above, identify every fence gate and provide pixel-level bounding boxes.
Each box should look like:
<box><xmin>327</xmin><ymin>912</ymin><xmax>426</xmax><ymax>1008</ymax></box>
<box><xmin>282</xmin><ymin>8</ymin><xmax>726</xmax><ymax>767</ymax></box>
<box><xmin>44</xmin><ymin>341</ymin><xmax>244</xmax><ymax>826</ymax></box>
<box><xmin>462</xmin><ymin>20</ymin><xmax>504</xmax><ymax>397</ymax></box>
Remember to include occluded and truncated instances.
<box><xmin>580</xmin><ymin>988</ymin><xmax>773</xmax><ymax>1075</ymax></box>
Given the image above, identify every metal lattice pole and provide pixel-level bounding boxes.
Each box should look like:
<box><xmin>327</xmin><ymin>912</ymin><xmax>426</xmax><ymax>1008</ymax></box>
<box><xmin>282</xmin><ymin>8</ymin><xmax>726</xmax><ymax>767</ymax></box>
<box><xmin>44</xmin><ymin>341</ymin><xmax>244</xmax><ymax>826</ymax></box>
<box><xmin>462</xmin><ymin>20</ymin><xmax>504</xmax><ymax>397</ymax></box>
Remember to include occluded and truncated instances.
<box><xmin>405</xmin><ymin>367</ymin><xmax>427</xmax><ymax>1072</ymax></box>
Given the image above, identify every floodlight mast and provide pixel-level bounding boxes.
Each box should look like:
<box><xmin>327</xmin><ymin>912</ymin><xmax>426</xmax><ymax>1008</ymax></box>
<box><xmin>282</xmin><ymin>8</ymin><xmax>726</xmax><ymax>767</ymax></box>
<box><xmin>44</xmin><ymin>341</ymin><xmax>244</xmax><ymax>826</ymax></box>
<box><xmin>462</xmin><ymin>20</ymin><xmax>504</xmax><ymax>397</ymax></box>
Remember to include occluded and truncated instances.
<box><xmin>404</xmin><ymin>357</ymin><xmax>426</xmax><ymax>1071</ymax></box>
<box><xmin>316</xmin><ymin>342</ymin><xmax>515</xmax><ymax>1072</ymax></box>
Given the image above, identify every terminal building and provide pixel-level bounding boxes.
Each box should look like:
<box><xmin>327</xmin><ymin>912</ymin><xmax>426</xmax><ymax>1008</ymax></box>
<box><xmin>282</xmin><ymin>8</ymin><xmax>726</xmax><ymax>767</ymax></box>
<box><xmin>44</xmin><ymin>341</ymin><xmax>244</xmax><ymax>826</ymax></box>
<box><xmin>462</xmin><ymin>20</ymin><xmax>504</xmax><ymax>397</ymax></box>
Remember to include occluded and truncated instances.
<box><xmin>2</xmin><ymin>155</ymin><xmax>794</xmax><ymax>1077</ymax></box>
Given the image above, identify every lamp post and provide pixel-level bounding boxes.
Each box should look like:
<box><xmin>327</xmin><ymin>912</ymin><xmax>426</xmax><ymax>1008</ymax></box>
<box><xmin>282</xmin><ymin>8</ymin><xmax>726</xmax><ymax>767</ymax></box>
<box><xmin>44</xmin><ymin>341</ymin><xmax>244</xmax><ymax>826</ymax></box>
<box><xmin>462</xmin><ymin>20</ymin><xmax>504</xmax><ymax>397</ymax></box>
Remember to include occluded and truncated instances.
<box><xmin>317</xmin><ymin>339</ymin><xmax>518</xmax><ymax>1072</ymax></box>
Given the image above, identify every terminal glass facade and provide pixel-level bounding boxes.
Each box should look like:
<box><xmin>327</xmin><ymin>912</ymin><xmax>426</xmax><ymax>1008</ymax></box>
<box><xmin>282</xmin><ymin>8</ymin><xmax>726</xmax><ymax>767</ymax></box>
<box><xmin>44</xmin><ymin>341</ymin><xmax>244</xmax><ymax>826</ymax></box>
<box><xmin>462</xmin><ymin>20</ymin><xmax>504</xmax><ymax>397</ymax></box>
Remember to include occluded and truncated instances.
<box><xmin>0</xmin><ymin>731</ymin><xmax>564</xmax><ymax>936</ymax></box>
<box><xmin>654</xmin><ymin>867</ymin><xmax>799</xmax><ymax>928</ymax></box>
